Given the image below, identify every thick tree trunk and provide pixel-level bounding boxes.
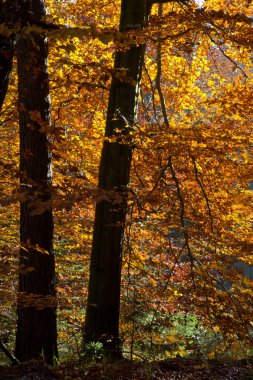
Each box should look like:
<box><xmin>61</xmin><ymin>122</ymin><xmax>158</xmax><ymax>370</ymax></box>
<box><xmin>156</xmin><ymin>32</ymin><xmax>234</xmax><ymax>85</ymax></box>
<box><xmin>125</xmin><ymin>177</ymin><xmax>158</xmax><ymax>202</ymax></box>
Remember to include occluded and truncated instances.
<box><xmin>15</xmin><ymin>0</ymin><xmax>57</xmax><ymax>364</ymax></box>
<box><xmin>84</xmin><ymin>0</ymin><xmax>151</xmax><ymax>356</ymax></box>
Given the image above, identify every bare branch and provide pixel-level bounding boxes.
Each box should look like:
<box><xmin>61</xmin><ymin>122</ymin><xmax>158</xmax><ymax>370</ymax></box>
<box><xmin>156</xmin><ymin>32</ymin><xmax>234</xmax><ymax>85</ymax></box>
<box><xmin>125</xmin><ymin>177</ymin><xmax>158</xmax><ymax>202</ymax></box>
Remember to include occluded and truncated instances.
<box><xmin>208</xmin><ymin>33</ymin><xmax>249</xmax><ymax>78</ymax></box>
<box><xmin>0</xmin><ymin>340</ymin><xmax>20</xmax><ymax>365</ymax></box>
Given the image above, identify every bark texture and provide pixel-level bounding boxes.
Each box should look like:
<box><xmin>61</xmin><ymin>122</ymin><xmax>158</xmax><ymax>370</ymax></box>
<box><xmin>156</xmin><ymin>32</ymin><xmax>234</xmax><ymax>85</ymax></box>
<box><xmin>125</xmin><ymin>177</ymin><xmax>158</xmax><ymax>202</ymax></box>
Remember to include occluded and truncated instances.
<box><xmin>84</xmin><ymin>0</ymin><xmax>151</xmax><ymax>356</ymax></box>
<box><xmin>15</xmin><ymin>0</ymin><xmax>57</xmax><ymax>364</ymax></box>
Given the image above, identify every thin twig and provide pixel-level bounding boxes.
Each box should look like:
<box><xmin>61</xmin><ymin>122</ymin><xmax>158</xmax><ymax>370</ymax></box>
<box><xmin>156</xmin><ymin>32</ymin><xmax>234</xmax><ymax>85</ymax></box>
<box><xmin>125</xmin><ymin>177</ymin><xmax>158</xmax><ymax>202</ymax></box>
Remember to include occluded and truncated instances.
<box><xmin>192</xmin><ymin>157</ymin><xmax>214</xmax><ymax>233</ymax></box>
<box><xmin>208</xmin><ymin>34</ymin><xmax>248</xmax><ymax>78</ymax></box>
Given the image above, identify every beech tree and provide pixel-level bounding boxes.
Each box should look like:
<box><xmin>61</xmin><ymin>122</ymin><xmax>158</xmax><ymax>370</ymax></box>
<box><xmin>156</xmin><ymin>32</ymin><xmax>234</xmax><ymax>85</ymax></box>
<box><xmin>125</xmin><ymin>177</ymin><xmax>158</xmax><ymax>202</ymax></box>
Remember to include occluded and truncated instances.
<box><xmin>83</xmin><ymin>0</ymin><xmax>189</xmax><ymax>356</ymax></box>
<box><xmin>0</xmin><ymin>0</ymin><xmax>252</xmax><ymax>363</ymax></box>
<box><xmin>14</xmin><ymin>0</ymin><xmax>57</xmax><ymax>364</ymax></box>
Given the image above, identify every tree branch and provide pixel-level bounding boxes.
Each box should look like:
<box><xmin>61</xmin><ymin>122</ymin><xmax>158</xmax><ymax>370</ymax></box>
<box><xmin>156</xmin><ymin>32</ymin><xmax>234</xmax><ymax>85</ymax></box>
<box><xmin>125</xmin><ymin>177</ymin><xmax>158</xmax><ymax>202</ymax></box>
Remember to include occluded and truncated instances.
<box><xmin>0</xmin><ymin>340</ymin><xmax>20</xmax><ymax>365</ymax></box>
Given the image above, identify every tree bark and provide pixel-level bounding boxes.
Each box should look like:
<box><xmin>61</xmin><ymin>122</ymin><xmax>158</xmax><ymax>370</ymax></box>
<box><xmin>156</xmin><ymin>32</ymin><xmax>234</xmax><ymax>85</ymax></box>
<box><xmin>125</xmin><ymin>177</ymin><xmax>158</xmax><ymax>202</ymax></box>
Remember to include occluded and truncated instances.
<box><xmin>83</xmin><ymin>0</ymin><xmax>151</xmax><ymax>357</ymax></box>
<box><xmin>0</xmin><ymin>1</ymin><xmax>17</xmax><ymax>111</ymax></box>
<box><xmin>14</xmin><ymin>0</ymin><xmax>57</xmax><ymax>364</ymax></box>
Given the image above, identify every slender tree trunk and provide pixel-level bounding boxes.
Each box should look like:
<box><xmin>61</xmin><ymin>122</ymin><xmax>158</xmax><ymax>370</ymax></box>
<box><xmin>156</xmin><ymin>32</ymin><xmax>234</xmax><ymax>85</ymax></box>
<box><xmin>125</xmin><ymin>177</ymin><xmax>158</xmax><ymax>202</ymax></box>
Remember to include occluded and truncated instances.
<box><xmin>15</xmin><ymin>0</ymin><xmax>57</xmax><ymax>364</ymax></box>
<box><xmin>84</xmin><ymin>0</ymin><xmax>152</xmax><ymax>356</ymax></box>
<box><xmin>0</xmin><ymin>34</ymin><xmax>13</xmax><ymax>111</ymax></box>
<box><xmin>0</xmin><ymin>1</ymin><xmax>17</xmax><ymax>111</ymax></box>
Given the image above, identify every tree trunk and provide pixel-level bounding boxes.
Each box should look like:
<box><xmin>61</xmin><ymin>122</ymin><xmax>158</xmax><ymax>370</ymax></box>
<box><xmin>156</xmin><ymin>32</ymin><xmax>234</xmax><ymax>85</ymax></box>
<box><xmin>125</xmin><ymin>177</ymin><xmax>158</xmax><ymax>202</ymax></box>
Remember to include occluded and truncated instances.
<box><xmin>15</xmin><ymin>0</ymin><xmax>57</xmax><ymax>364</ymax></box>
<box><xmin>83</xmin><ymin>0</ymin><xmax>151</xmax><ymax>356</ymax></box>
<box><xmin>0</xmin><ymin>1</ymin><xmax>17</xmax><ymax>111</ymax></box>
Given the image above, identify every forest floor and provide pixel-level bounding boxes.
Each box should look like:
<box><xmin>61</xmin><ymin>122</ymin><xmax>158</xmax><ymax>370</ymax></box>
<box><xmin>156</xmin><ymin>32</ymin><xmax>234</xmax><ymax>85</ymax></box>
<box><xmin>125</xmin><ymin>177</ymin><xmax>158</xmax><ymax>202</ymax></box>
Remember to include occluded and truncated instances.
<box><xmin>1</xmin><ymin>357</ymin><xmax>253</xmax><ymax>380</ymax></box>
